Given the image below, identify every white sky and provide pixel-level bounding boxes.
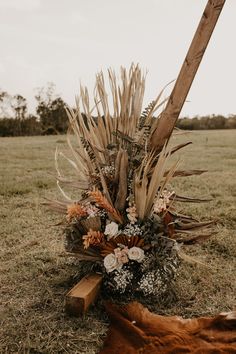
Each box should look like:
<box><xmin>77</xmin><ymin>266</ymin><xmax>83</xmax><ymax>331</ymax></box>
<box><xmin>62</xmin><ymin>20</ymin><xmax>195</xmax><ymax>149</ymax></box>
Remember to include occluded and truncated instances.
<box><xmin>0</xmin><ymin>0</ymin><xmax>235</xmax><ymax>117</ymax></box>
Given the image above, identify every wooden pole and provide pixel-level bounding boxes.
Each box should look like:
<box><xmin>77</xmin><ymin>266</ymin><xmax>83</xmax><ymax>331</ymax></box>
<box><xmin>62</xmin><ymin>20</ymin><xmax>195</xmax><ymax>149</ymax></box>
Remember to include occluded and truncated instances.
<box><xmin>150</xmin><ymin>0</ymin><xmax>226</xmax><ymax>151</ymax></box>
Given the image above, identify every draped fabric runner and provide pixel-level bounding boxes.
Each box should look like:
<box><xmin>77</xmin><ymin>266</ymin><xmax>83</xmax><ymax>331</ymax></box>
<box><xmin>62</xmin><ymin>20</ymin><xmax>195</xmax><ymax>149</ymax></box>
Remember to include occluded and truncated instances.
<box><xmin>100</xmin><ymin>302</ymin><xmax>236</xmax><ymax>354</ymax></box>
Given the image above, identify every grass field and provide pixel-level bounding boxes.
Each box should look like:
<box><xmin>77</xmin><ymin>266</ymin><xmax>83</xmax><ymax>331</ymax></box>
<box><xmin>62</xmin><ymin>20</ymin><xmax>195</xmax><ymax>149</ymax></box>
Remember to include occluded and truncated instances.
<box><xmin>0</xmin><ymin>130</ymin><xmax>236</xmax><ymax>353</ymax></box>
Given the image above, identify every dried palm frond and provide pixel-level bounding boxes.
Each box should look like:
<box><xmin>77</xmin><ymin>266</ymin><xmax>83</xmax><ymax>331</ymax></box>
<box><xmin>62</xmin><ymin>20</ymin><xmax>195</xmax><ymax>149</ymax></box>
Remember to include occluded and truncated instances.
<box><xmin>100</xmin><ymin>235</ymin><xmax>145</xmax><ymax>257</ymax></box>
<box><xmin>114</xmin><ymin>150</ymin><xmax>128</xmax><ymax>211</ymax></box>
<box><xmin>169</xmin><ymin>142</ymin><xmax>192</xmax><ymax>155</ymax></box>
<box><xmin>172</xmin><ymin>194</ymin><xmax>212</xmax><ymax>203</ymax></box>
<box><xmin>176</xmin><ymin>232</ymin><xmax>216</xmax><ymax>245</ymax></box>
<box><xmin>174</xmin><ymin>219</ymin><xmax>216</xmax><ymax>231</ymax></box>
<box><xmin>43</xmin><ymin>198</ymin><xmax>69</xmax><ymax>214</ymax></box>
<box><xmin>53</xmin><ymin>64</ymin><xmax>169</xmax><ymax>203</ymax></box>
<box><xmin>65</xmin><ymin>247</ymin><xmax>102</xmax><ymax>261</ymax></box>
<box><xmin>80</xmin><ymin>216</ymin><xmax>101</xmax><ymax>232</ymax></box>
<box><xmin>134</xmin><ymin>145</ymin><xmax>179</xmax><ymax>219</ymax></box>
<box><xmin>166</xmin><ymin>169</ymin><xmax>207</xmax><ymax>177</ymax></box>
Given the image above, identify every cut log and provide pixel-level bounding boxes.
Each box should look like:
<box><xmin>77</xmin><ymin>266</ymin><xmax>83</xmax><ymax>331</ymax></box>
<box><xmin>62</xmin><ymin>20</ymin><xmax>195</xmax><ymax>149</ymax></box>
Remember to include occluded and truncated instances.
<box><xmin>65</xmin><ymin>273</ymin><xmax>103</xmax><ymax>316</ymax></box>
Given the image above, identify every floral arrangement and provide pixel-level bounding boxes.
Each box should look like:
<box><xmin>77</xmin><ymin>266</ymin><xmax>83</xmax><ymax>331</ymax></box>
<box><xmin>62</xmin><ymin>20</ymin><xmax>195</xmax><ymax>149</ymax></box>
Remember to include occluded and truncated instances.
<box><xmin>47</xmin><ymin>65</ymin><xmax>214</xmax><ymax>297</ymax></box>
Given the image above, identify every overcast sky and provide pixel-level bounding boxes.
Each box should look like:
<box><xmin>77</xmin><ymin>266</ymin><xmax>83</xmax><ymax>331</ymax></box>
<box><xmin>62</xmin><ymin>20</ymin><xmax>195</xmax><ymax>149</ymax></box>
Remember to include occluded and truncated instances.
<box><xmin>0</xmin><ymin>0</ymin><xmax>235</xmax><ymax>117</ymax></box>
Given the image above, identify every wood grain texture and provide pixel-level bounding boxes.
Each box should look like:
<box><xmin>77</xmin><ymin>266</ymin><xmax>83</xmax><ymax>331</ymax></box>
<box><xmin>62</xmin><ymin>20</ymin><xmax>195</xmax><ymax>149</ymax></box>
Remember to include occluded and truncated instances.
<box><xmin>150</xmin><ymin>0</ymin><xmax>226</xmax><ymax>151</ymax></box>
<box><xmin>65</xmin><ymin>273</ymin><xmax>103</xmax><ymax>316</ymax></box>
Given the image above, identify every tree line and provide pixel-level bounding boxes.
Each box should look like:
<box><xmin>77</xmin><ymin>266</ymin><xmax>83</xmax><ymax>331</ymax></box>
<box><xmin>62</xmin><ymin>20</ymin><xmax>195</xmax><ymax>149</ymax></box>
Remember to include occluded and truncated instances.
<box><xmin>0</xmin><ymin>84</ymin><xmax>236</xmax><ymax>137</ymax></box>
<box><xmin>0</xmin><ymin>83</ymin><xmax>68</xmax><ymax>137</ymax></box>
<box><xmin>176</xmin><ymin>115</ymin><xmax>236</xmax><ymax>130</ymax></box>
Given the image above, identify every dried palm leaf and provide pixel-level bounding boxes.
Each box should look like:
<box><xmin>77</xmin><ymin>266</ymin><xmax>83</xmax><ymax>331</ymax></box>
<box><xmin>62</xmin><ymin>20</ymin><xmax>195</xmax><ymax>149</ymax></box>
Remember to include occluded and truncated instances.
<box><xmin>114</xmin><ymin>150</ymin><xmax>128</xmax><ymax>211</ymax></box>
<box><xmin>80</xmin><ymin>216</ymin><xmax>101</xmax><ymax>232</ymax></box>
<box><xmin>166</xmin><ymin>169</ymin><xmax>207</xmax><ymax>177</ymax></box>
<box><xmin>65</xmin><ymin>250</ymin><xmax>102</xmax><ymax>261</ymax></box>
<box><xmin>174</xmin><ymin>220</ymin><xmax>216</xmax><ymax>230</ymax></box>
<box><xmin>176</xmin><ymin>232</ymin><xmax>216</xmax><ymax>245</ymax></box>
<box><xmin>134</xmin><ymin>144</ymin><xmax>179</xmax><ymax>219</ymax></box>
<box><xmin>43</xmin><ymin>198</ymin><xmax>69</xmax><ymax>214</ymax></box>
<box><xmin>169</xmin><ymin>142</ymin><xmax>192</xmax><ymax>155</ymax></box>
<box><xmin>172</xmin><ymin>194</ymin><xmax>212</xmax><ymax>203</ymax></box>
<box><xmin>100</xmin><ymin>235</ymin><xmax>144</xmax><ymax>257</ymax></box>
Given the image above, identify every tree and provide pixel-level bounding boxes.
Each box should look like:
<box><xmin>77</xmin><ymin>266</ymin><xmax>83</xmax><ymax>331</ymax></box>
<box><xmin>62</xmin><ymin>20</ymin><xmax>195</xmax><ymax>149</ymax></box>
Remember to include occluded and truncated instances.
<box><xmin>0</xmin><ymin>91</ymin><xmax>27</xmax><ymax>120</ymax></box>
<box><xmin>35</xmin><ymin>83</ymin><xmax>68</xmax><ymax>134</ymax></box>
<box><xmin>11</xmin><ymin>94</ymin><xmax>27</xmax><ymax>120</ymax></box>
<box><xmin>0</xmin><ymin>90</ymin><xmax>12</xmax><ymax>118</ymax></box>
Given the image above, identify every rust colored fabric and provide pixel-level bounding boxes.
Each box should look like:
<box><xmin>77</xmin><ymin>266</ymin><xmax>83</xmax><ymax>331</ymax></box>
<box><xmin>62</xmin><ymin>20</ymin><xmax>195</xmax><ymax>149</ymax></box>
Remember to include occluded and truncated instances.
<box><xmin>100</xmin><ymin>302</ymin><xmax>236</xmax><ymax>354</ymax></box>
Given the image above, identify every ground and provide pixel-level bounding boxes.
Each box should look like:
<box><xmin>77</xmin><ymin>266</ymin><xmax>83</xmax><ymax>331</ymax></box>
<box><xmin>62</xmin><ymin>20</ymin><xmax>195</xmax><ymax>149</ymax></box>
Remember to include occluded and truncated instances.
<box><xmin>0</xmin><ymin>130</ymin><xmax>235</xmax><ymax>353</ymax></box>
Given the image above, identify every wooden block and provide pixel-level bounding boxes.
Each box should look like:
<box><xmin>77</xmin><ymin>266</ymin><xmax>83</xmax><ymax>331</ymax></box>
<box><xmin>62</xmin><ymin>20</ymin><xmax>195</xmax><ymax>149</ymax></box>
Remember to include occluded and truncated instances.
<box><xmin>65</xmin><ymin>273</ymin><xmax>103</xmax><ymax>316</ymax></box>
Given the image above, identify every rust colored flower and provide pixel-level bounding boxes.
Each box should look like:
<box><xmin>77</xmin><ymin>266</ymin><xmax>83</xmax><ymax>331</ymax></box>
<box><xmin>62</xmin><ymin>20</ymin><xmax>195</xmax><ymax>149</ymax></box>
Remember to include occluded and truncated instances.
<box><xmin>88</xmin><ymin>189</ymin><xmax>123</xmax><ymax>223</ymax></box>
<box><xmin>66</xmin><ymin>203</ymin><xmax>87</xmax><ymax>222</ymax></box>
<box><xmin>82</xmin><ymin>229</ymin><xmax>104</xmax><ymax>249</ymax></box>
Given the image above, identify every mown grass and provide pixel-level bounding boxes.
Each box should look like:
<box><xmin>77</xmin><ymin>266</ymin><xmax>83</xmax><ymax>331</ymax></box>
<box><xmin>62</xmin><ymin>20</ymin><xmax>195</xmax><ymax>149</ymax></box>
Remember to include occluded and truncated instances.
<box><xmin>0</xmin><ymin>131</ymin><xmax>236</xmax><ymax>353</ymax></box>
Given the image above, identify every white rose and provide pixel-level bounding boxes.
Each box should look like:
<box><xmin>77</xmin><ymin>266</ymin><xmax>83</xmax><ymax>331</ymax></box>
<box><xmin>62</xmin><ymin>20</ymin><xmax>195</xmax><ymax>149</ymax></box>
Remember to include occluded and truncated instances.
<box><xmin>104</xmin><ymin>221</ymin><xmax>119</xmax><ymax>240</ymax></box>
<box><xmin>104</xmin><ymin>253</ymin><xmax>119</xmax><ymax>273</ymax></box>
<box><xmin>128</xmin><ymin>247</ymin><xmax>145</xmax><ymax>263</ymax></box>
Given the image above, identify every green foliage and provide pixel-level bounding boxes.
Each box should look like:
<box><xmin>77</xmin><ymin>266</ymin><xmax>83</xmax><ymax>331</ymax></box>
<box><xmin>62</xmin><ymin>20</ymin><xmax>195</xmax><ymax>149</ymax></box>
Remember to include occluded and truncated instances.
<box><xmin>11</xmin><ymin>94</ymin><xmax>27</xmax><ymax>120</ymax></box>
<box><xmin>177</xmin><ymin>114</ymin><xmax>236</xmax><ymax>130</ymax></box>
<box><xmin>0</xmin><ymin>84</ymin><xmax>69</xmax><ymax>136</ymax></box>
<box><xmin>35</xmin><ymin>83</ymin><xmax>68</xmax><ymax>134</ymax></box>
<box><xmin>0</xmin><ymin>115</ymin><xmax>42</xmax><ymax>137</ymax></box>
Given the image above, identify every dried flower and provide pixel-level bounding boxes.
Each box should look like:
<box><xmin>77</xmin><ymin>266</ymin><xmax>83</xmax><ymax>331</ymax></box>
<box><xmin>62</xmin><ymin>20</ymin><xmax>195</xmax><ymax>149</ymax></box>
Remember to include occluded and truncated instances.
<box><xmin>88</xmin><ymin>189</ymin><xmax>123</xmax><ymax>223</ymax></box>
<box><xmin>162</xmin><ymin>190</ymin><xmax>175</xmax><ymax>204</ymax></box>
<box><xmin>138</xmin><ymin>270</ymin><xmax>166</xmax><ymax>295</ymax></box>
<box><xmin>104</xmin><ymin>253</ymin><xmax>120</xmax><ymax>273</ymax></box>
<box><xmin>82</xmin><ymin>229</ymin><xmax>104</xmax><ymax>249</ymax></box>
<box><xmin>126</xmin><ymin>204</ymin><xmax>138</xmax><ymax>224</ymax></box>
<box><xmin>153</xmin><ymin>198</ymin><xmax>166</xmax><ymax>214</ymax></box>
<box><xmin>85</xmin><ymin>203</ymin><xmax>100</xmax><ymax>218</ymax></box>
<box><xmin>128</xmin><ymin>247</ymin><xmax>145</xmax><ymax>262</ymax></box>
<box><xmin>67</xmin><ymin>203</ymin><xmax>87</xmax><ymax>222</ymax></box>
<box><xmin>153</xmin><ymin>190</ymin><xmax>174</xmax><ymax>214</ymax></box>
<box><xmin>101</xmin><ymin>165</ymin><xmax>115</xmax><ymax>177</ymax></box>
<box><xmin>113</xmin><ymin>269</ymin><xmax>133</xmax><ymax>292</ymax></box>
<box><xmin>123</xmin><ymin>223</ymin><xmax>143</xmax><ymax>237</ymax></box>
<box><xmin>104</xmin><ymin>221</ymin><xmax>119</xmax><ymax>240</ymax></box>
<box><xmin>114</xmin><ymin>246</ymin><xmax>129</xmax><ymax>265</ymax></box>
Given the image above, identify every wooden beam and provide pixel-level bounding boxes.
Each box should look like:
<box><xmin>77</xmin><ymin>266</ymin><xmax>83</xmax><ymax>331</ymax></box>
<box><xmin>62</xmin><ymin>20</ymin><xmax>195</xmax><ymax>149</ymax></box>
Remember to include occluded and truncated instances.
<box><xmin>150</xmin><ymin>0</ymin><xmax>226</xmax><ymax>151</ymax></box>
<box><xmin>65</xmin><ymin>273</ymin><xmax>103</xmax><ymax>316</ymax></box>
